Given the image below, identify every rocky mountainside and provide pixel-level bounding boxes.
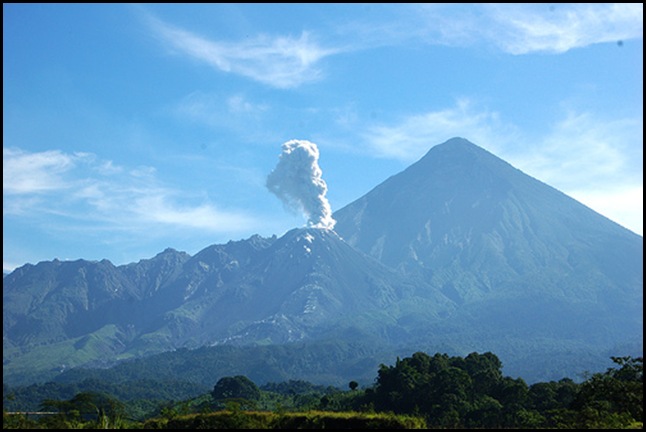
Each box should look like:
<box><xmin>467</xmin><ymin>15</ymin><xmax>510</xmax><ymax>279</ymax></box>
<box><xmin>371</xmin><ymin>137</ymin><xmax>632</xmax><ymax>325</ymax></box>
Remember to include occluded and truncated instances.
<box><xmin>124</xmin><ymin>227</ymin><xmax>453</xmax><ymax>353</ymax></box>
<box><xmin>3</xmin><ymin>228</ymin><xmax>453</xmax><ymax>385</ymax></box>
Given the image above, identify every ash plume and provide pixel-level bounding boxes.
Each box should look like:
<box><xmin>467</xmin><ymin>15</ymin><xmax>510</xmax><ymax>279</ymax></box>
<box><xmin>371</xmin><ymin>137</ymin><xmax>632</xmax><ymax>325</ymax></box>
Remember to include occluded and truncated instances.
<box><xmin>267</xmin><ymin>139</ymin><xmax>336</xmax><ymax>229</ymax></box>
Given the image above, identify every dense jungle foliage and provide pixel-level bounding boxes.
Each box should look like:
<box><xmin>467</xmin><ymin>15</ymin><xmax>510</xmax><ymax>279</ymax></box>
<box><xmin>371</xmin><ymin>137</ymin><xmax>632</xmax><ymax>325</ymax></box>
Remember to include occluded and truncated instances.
<box><xmin>4</xmin><ymin>352</ymin><xmax>642</xmax><ymax>429</ymax></box>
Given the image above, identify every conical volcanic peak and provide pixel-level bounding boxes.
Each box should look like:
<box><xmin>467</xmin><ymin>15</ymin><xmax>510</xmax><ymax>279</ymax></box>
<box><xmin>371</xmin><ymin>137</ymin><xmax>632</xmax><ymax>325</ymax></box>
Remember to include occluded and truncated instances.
<box><xmin>417</xmin><ymin>137</ymin><xmax>492</xmax><ymax>161</ymax></box>
<box><xmin>385</xmin><ymin>137</ymin><xmax>522</xmax><ymax>201</ymax></box>
<box><xmin>334</xmin><ymin>137</ymin><xmax>640</xmax><ymax>270</ymax></box>
<box><xmin>333</xmin><ymin>138</ymin><xmax>523</xmax><ymax>268</ymax></box>
<box><xmin>332</xmin><ymin>136</ymin><xmax>642</xmax><ymax>381</ymax></box>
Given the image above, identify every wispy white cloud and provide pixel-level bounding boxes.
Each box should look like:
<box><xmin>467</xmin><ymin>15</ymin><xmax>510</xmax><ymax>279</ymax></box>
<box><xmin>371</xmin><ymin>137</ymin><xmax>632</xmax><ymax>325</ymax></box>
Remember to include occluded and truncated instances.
<box><xmin>3</xmin><ymin>148</ymin><xmax>78</xmax><ymax>194</ymax></box>
<box><xmin>368</xmin><ymin>3</ymin><xmax>643</xmax><ymax>54</ymax></box>
<box><xmin>145</xmin><ymin>13</ymin><xmax>338</xmax><ymax>88</ymax></box>
<box><xmin>142</xmin><ymin>4</ymin><xmax>641</xmax><ymax>94</ymax></box>
<box><xmin>508</xmin><ymin>110</ymin><xmax>643</xmax><ymax>235</ymax></box>
<box><xmin>362</xmin><ymin>99</ymin><xmax>519</xmax><ymax>162</ymax></box>
<box><xmin>510</xmin><ymin>111</ymin><xmax>642</xmax><ymax>190</ymax></box>
<box><xmin>3</xmin><ymin>147</ymin><xmax>263</xmax><ymax>235</ymax></box>
<box><xmin>482</xmin><ymin>3</ymin><xmax>643</xmax><ymax>54</ymax></box>
<box><xmin>132</xmin><ymin>195</ymin><xmax>259</xmax><ymax>232</ymax></box>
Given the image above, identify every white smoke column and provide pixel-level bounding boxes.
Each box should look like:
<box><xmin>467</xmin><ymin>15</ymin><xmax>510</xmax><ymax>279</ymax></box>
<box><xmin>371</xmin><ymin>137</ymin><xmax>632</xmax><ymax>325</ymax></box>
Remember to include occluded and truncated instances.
<box><xmin>267</xmin><ymin>139</ymin><xmax>336</xmax><ymax>229</ymax></box>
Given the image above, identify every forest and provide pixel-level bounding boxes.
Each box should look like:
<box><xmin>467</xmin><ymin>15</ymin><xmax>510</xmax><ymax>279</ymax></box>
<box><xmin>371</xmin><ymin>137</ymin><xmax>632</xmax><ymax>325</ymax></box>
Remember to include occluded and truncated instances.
<box><xmin>3</xmin><ymin>351</ymin><xmax>643</xmax><ymax>429</ymax></box>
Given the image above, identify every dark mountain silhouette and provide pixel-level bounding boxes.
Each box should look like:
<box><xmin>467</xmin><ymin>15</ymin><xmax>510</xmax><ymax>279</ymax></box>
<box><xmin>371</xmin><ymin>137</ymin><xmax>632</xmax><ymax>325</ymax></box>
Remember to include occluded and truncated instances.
<box><xmin>3</xmin><ymin>137</ymin><xmax>642</xmax><ymax>387</ymax></box>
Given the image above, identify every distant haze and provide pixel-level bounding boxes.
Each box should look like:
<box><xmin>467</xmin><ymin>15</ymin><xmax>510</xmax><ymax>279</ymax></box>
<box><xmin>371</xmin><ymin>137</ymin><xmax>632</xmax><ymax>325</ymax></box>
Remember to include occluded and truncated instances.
<box><xmin>266</xmin><ymin>140</ymin><xmax>336</xmax><ymax>229</ymax></box>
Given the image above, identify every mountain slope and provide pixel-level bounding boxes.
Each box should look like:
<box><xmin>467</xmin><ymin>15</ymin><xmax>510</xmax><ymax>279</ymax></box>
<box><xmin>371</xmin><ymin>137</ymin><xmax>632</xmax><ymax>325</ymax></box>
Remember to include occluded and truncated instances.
<box><xmin>2</xmin><ymin>249</ymin><xmax>191</xmax><ymax>383</ymax></box>
<box><xmin>126</xmin><ymin>227</ymin><xmax>454</xmax><ymax>352</ymax></box>
<box><xmin>334</xmin><ymin>137</ymin><xmax>643</xmax><ymax>377</ymax></box>
<box><xmin>3</xmin><ymin>228</ymin><xmax>453</xmax><ymax>385</ymax></box>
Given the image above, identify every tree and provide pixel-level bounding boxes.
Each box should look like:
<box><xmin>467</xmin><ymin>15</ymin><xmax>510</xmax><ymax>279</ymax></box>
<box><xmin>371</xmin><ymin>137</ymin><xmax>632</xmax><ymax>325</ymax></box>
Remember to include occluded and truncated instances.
<box><xmin>528</xmin><ymin>378</ymin><xmax>578</xmax><ymax>413</ymax></box>
<box><xmin>571</xmin><ymin>356</ymin><xmax>643</xmax><ymax>427</ymax></box>
<box><xmin>40</xmin><ymin>391</ymin><xmax>125</xmax><ymax>428</ymax></box>
<box><xmin>371</xmin><ymin>351</ymin><xmax>514</xmax><ymax>427</ymax></box>
<box><xmin>464</xmin><ymin>351</ymin><xmax>503</xmax><ymax>395</ymax></box>
<box><xmin>211</xmin><ymin>376</ymin><xmax>261</xmax><ymax>402</ymax></box>
<box><xmin>348</xmin><ymin>381</ymin><xmax>359</xmax><ymax>391</ymax></box>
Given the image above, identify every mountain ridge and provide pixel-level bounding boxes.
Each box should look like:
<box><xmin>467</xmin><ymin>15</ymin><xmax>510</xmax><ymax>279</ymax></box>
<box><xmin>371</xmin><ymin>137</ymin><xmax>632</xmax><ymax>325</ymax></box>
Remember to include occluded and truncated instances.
<box><xmin>4</xmin><ymin>137</ymin><xmax>642</xmax><ymax>387</ymax></box>
<box><xmin>3</xmin><ymin>227</ymin><xmax>454</xmax><ymax>385</ymax></box>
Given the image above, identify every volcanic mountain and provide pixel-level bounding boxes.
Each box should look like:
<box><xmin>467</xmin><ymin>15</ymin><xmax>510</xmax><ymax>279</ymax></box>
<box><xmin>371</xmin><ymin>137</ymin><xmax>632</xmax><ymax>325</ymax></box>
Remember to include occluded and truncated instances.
<box><xmin>333</xmin><ymin>137</ymin><xmax>643</xmax><ymax>376</ymax></box>
<box><xmin>3</xmin><ymin>228</ymin><xmax>453</xmax><ymax>385</ymax></box>
<box><xmin>125</xmin><ymin>227</ymin><xmax>453</xmax><ymax>351</ymax></box>
<box><xmin>3</xmin><ymin>137</ymin><xmax>642</xmax><ymax>386</ymax></box>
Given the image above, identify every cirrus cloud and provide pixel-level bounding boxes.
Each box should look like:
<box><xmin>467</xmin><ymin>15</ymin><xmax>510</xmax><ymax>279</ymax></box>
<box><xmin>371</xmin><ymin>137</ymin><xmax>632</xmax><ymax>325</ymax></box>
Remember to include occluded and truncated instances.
<box><xmin>362</xmin><ymin>3</ymin><xmax>643</xmax><ymax>54</ymax></box>
<box><xmin>3</xmin><ymin>147</ymin><xmax>263</xmax><ymax>234</ymax></box>
<box><xmin>362</xmin><ymin>99</ymin><xmax>518</xmax><ymax>162</ymax></box>
<box><xmin>145</xmin><ymin>13</ymin><xmax>338</xmax><ymax>89</ymax></box>
<box><xmin>482</xmin><ymin>3</ymin><xmax>643</xmax><ymax>54</ymax></box>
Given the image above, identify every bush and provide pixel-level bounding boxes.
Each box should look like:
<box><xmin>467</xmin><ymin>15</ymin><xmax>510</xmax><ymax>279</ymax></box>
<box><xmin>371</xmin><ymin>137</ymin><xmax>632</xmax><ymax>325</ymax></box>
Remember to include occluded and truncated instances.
<box><xmin>156</xmin><ymin>409</ymin><xmax>426</xmax><ymax>429</ymax></box>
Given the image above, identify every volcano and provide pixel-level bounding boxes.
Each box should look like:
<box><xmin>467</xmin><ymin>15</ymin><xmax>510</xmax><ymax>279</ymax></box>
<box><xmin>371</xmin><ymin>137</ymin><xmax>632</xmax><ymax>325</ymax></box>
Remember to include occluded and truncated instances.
<box><xmin>4</xmin><ymin>137</ymin><xmax>642</xmax><ymax>386</ymax></box>
<box><xmin>334</xmin><ymin>137</ymin><xmax>643</xmax><ymax>378</ymax></box>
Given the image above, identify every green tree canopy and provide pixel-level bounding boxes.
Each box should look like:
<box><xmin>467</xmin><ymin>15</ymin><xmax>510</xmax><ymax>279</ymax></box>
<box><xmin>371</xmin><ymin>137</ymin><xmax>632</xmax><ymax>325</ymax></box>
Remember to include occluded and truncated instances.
<box><xmin>571</xmin><ymin>356</ymin><xmax>643</xmax><ymax>427</ymax></box>
<box><xmin>370</xmin><ymin>351</ymin><xmax>535</xmax><ymax>428</ymax></box>
<box><xmin>211</xmin><ymin>375</ymin><xmax>261</xmax><ymax>402</ymax></box>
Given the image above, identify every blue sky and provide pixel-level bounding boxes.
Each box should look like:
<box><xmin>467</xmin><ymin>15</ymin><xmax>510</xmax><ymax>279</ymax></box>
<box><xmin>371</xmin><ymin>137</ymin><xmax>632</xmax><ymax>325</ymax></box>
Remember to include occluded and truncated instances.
<box><xmin>3</xmin><ymin>3</ymin><xmax>643</xmax><ymax>272</ymax></box>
